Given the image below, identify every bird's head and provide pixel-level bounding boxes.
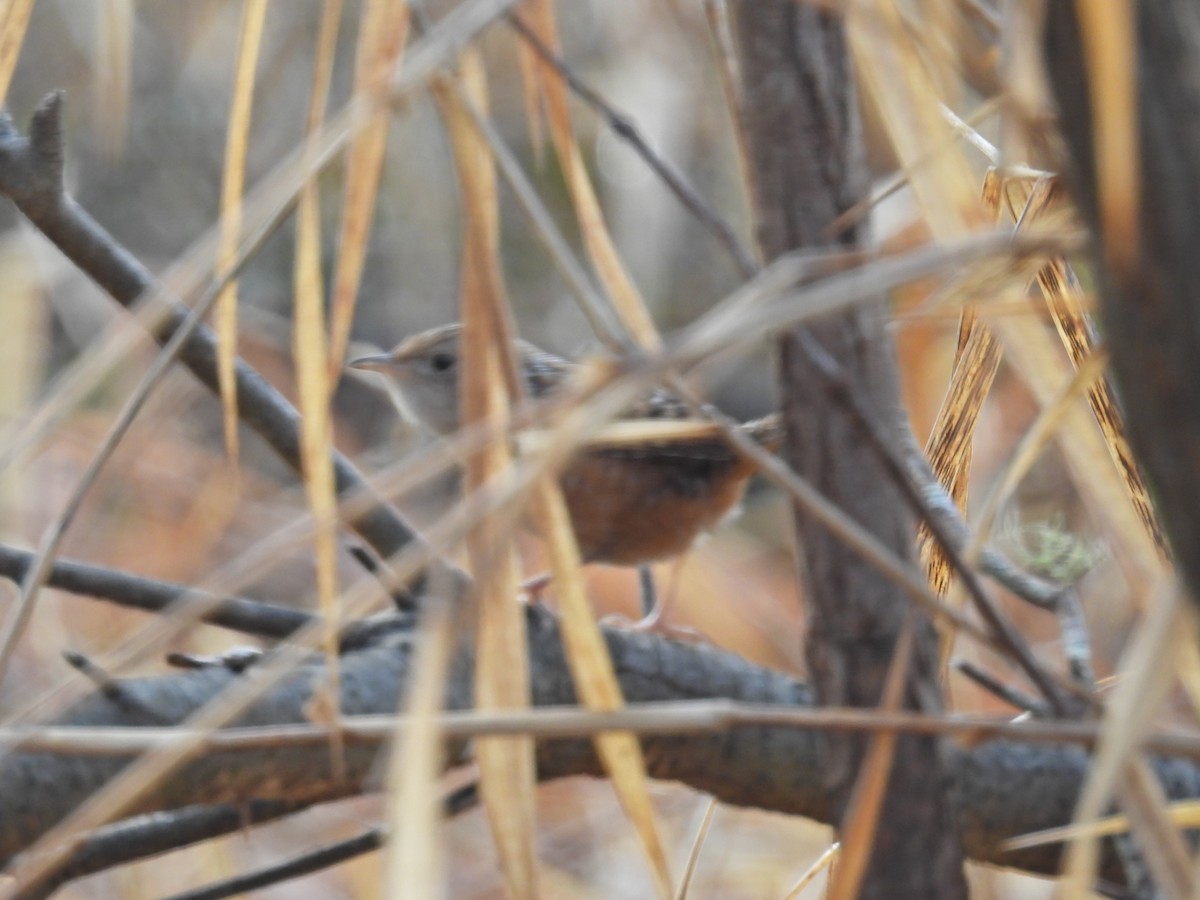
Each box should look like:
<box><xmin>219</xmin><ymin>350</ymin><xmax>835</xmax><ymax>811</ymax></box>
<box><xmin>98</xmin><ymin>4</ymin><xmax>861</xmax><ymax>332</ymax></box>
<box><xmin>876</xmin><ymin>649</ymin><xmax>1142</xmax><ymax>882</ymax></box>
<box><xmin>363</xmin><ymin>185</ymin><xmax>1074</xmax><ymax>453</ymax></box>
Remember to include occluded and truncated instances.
<box><xmin>348</xmin><ymin>324</ymin><xmax>463</xmax><ymax>435</ymax></box>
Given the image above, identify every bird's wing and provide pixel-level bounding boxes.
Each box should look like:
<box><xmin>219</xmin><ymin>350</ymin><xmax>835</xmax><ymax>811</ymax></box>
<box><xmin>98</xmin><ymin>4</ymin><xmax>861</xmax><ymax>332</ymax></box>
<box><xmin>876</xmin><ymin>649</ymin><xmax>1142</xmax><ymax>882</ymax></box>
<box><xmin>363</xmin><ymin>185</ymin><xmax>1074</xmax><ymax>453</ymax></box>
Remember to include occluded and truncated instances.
<box><xmin>519</xmin><ymin>343</ymin><xmax>575</xmax><ymax>398</ymax></box>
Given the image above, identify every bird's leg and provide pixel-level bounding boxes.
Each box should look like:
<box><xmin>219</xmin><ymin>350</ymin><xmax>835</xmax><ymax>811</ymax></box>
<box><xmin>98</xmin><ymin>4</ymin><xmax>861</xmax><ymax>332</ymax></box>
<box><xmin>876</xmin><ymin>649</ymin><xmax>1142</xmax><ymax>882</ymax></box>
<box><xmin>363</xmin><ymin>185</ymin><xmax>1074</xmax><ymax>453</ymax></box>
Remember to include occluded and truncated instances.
<box><xmin>639</xmin><ymin>564</ymin><xmax>658</xmax><ymax>620</ymax></box>
<box><xmin>603</xmin><ymin>559</ymin><xmax>704</xmax><ymax>641</ymax></box>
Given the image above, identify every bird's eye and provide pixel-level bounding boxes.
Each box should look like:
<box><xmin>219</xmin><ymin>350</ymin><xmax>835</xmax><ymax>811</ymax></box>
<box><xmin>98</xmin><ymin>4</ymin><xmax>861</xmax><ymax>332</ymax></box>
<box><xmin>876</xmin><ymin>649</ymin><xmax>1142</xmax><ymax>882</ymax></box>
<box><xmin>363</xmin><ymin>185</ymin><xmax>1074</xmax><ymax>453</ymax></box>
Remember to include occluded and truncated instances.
<box><xmin>429</xmin><ymin>352</ymin><xmax>456</xmax><ymax>373</ymax></box>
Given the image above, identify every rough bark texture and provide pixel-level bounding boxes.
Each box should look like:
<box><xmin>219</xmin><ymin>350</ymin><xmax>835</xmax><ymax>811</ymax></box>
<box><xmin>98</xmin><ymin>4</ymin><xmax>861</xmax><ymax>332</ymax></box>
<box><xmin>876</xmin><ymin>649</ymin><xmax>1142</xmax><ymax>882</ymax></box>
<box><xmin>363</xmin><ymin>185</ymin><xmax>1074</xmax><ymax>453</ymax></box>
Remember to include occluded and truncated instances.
<box><xmin>3</xmin><ymin>606</ymin><xmax>1199</xmax><ymax>885</ymax></box>
<box><xmin>1044</xmin><ymin>3</ymin><xmax>1200</xmax><ymax>607</ymax></box>
<box><xmin>729</xmin><ymin>4</ymin><xmax>969</xmax><ymax>897</ymax></box>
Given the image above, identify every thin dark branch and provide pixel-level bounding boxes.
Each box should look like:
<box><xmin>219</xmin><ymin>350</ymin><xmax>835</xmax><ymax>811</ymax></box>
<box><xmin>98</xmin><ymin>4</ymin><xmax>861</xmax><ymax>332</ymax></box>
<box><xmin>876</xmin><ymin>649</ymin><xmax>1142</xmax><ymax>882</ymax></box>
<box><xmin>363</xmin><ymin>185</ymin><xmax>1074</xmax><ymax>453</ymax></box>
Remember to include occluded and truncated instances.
<box><xmin>0</xmin><ymin>543</ymin><xmax>311</xmax><ymax>639</ymax></box>
<box><xmin>954</xmin><ymin>659</ymin><xmax>1052</xmax><ymax>717</ymax></box>
<box><xmin>62</xmin><ymin>652</ymin><xmax>128</xmax><ymax>702</ymax></box>
<box><xmin>15</xmin><ymin>800</ymin><xmax>310</xmax><ymax>900</ymax></box>
<box><xmin>158</xmin><ymin>783</ymin><xmax>477</xmax><ymax>900</ymax></box>
<box><xmin>162</xmin><ymin>828</ymin><xmax>386</xmax><ymax>900</ymax></box>
<box><xmin>443</xmin><ymin>779</ymin><xmax>481</xmax><ymax>816</ymax></box>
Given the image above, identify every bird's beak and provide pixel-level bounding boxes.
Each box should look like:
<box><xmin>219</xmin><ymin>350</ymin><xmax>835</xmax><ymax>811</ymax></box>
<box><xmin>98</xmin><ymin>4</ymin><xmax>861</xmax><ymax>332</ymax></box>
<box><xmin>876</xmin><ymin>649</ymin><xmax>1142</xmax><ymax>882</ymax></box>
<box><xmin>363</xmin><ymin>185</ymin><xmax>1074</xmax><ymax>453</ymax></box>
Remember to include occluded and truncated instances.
<box><xmin>346</xmin><ymin>353</ymin><xmax>394</xmax><ymax>374</ymax></box>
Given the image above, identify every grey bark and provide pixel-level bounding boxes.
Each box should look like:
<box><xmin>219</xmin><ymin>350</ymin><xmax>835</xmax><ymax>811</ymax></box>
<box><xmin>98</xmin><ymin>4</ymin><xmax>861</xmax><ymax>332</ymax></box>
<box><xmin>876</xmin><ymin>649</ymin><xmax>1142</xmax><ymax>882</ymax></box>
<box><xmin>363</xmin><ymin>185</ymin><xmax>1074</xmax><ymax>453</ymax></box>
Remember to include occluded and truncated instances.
<box><xmin>728</xmin><ymin>3</ymin><xmax>969</xmax><ymax>896</ymax></box>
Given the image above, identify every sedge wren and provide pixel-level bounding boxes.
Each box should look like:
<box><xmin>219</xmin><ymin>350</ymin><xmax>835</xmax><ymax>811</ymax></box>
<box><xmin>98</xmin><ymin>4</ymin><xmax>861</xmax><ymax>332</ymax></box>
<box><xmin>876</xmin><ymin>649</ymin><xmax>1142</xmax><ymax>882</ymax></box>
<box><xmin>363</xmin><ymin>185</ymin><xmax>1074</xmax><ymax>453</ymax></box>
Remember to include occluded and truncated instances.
<box><xmin>349</xmin><ymin>324</ymin><xmax>780</xmax><ymax>568</ymax></box>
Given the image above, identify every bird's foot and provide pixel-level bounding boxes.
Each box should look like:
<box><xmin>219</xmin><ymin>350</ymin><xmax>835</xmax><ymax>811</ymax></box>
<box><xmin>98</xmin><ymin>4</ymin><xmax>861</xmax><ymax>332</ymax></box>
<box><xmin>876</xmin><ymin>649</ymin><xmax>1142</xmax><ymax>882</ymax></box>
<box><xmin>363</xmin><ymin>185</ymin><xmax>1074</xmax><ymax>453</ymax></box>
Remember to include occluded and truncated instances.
<box><xmin>599</xmin><ymin>608</ymin><xmax>706</xmax><ymax>643</ymax></box>
<box><xmin>519</xmin><ymin>571</ymin><xmax>554</xmax><ymax>606</ymax></box>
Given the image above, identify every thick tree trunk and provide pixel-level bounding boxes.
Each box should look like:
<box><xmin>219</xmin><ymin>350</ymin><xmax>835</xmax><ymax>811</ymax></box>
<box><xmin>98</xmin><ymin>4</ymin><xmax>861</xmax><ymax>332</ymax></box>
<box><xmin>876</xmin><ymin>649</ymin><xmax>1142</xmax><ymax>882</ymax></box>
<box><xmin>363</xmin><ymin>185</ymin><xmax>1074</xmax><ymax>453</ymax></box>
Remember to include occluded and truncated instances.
<box><xmin>1044</xmin><ymin>3</ymin><xmax>1200</xmax><ymax>609</ymax></box>
<box><xmin>729</xmin><ymin>4</ymin><xmax>968</xmax><ymax>898</ymax></box>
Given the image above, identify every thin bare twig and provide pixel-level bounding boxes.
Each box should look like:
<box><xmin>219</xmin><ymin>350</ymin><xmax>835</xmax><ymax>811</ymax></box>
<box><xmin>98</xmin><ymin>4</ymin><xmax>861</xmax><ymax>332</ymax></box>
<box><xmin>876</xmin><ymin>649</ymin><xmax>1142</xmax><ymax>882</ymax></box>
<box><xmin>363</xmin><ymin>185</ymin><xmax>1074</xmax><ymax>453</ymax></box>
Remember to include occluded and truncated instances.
<box><xmin>506</xmin><ymin>12</ymin><xmax>759</xmax><ymax>280</ymax></box>
<box><xmin>955</xmin><ymin>659</ymin><xmax>1052</xmax><ymax>717</ymax></box>
<box><xmin>14</xmin><ymin>700</ymin><xmax>1200</xmax><ymax>760</ymax></box>
<box><xmin>674</xmin><ymin>798</ymin><xmax>718</xmax><ymax>900</ymax></box>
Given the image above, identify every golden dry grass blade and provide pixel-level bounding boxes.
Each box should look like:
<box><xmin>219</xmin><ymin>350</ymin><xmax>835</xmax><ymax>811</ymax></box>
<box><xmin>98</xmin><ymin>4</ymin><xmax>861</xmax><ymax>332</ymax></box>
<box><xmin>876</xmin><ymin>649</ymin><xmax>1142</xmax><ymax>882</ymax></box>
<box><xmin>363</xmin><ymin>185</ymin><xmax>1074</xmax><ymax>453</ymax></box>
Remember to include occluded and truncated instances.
<box><xmin>981</xmin><ymin>172</ymin><xmax>1170</xmax><ymax>624</ymax></box>
<box><xmin>986</xmin><ymin>310</ymin><xmax>1164</xmax><ymax>588</ymax></box>
<box><xmin>294</xmin><ymin>199</ymin><xmax>344</xmax><ymax>774</ymax></box>
<box><xmin>215</xmin><ymin>0</ymin><xmax>271</xmax><ymax>472</ymax></box>
<box><xmin>824</xmin><ymin>622</ymin><xmax>913</xmax><ymax>900</ymax></box>
<box><xmin>918</xmin><ymin>169</ymin><xmax>1006</xmax><ymax>665</ymax></box>
<box><xmin>783</xmin><ymin>842</ymin><xmax>840</xmax><ymax>900</ymax></box>
<box><xmin>909</xmin><ymin>0</ymin><xmax>963</xmax><ymax>103</ymax></box>
<box><xmin>384</xmin><ymin>594</ymin><xmax>457</xmax><ymax>899</ymax></box>
<box><xmin>437</xmin><ymin>50</ymin><xmax>538</xmax><ymax>897</ymax></box>
<box><xmin>1014</xmin><ymin>178</ymin><xmax>1170</xmax><ymax>556</ymax></box>
<box><xmin>1007</xmin><ymin>758</ymin><xmax>1194</xmax><ymax>897</ymax></box>
<box><xmin>0</xmin><ymin>245</ymin><xmax>41</xmax><ymax>514</ymax></box>
<box><xmin>923</xmin><ymin>316</ymin><xmax>999</xmax><ymax>670</ymax></box>
<box><xmin>920</xmin><ymin>314</ymin><xmax>1000</xmax><ymax>598</ymax></box>
<box><xmin>971</xmin><ymin>348</ymin><xmax>1109</xmax><ymax>544</ymax></box>
<box><xmin>673</xmin><ymin>798</ymin><xmax>717</xmax><ymax>900</ymax></box>
<box><xmin>518</xmin><ymin>418</ymin><xmax>746</xmax><ymax>454</ymax></box>
<box><xmin>532</xmin><ymin>480</ymin><xmax>674</xmax><ymax>898</ymax></box>
<box><xmin>95</xmin><ymin>0</ymin><xmax>132</xmax><ymax>158</ymax></box>
<box><xmin>1041</xmin><ymin>260</ymin><xmax>1168</xmax><ymax>552</ymax></box>
<box><xmin>522</xmin><ymin>0</ymin><xmax>660</xmax><ymax>350</ymax></box>
<box><xmin>306</xmin><ymin>0</ymin><xmax>344</xmax><ymax>136</ymax></box>
<box><xmin>1005</xmin><ymin>800</ymin><xmax>1200</xmax><ymax>851</ymax></box>
<box><xmin>0</xmin><ymin>0</ymin><xmax>34</xmax><ymax>103</ymax></box>
<box><xmin>1061</xmin><ymin>583</ymin><xmax>1192</xmax><ymax>899</ymax></box>
<box><xmin>846</xmin><ymin>0</ymin><xmax>986</xmax><ymax>237</ymax></box>
<box><xmin>1073</xmin><ymin>0</ymin><xmax>1140</xmax><ymax>277</ymax></box>
<box><xmin>1115</xmin><ymin>758</ymin><xmax>1194</xmax><ymax>898</ymax></box>
<box><xmin>293</xmin><ymin>0</ymin><xmax>346</xmax><ymax>782</ymax></box>
<box><xmin>327</xmin><ymin>0</ymin><xmax>410</xmax><ymax>381</ymax></box>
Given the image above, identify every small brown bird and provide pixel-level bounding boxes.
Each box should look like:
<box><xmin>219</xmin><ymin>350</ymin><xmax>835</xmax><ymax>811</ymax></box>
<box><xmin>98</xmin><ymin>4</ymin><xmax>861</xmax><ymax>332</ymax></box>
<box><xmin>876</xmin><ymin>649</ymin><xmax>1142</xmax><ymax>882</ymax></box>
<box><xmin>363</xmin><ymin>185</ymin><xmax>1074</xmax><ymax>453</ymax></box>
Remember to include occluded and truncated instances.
<box><xmin>349</xmin><ymin>323</ymin><xmax>780</xmax><ymax>568</ymax></box>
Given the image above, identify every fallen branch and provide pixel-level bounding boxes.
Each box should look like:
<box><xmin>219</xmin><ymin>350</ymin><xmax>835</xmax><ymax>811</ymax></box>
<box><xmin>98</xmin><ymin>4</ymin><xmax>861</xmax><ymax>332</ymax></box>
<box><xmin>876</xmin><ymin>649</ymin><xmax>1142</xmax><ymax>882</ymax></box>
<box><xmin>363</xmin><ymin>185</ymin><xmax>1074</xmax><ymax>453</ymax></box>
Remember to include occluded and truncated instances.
<box><xmin>0</xmin><ymin>604</ymin><xmax>1194</xmax><ymax>886</ymax></box>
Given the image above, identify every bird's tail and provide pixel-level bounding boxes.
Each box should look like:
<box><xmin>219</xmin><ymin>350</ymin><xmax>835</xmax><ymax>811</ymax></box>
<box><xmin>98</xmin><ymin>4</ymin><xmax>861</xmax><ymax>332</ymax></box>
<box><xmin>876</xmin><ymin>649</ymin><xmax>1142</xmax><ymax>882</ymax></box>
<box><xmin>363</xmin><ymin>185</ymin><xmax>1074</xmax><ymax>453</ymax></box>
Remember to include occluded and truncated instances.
<box><xmin>744</xmin><ymin>413</ymin><xmax>783</xmax><ymax>451</ymax></box>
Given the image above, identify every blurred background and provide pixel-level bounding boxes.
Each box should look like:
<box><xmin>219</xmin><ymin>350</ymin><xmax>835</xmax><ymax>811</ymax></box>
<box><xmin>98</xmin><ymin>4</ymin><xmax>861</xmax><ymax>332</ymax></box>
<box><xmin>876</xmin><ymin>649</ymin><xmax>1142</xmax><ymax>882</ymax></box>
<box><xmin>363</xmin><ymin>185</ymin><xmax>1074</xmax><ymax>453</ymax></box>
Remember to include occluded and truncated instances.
<box><xmin>0</xmin><ymin>1</ymin><xmax>1136</xmax><ymax>897</ymax></box>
